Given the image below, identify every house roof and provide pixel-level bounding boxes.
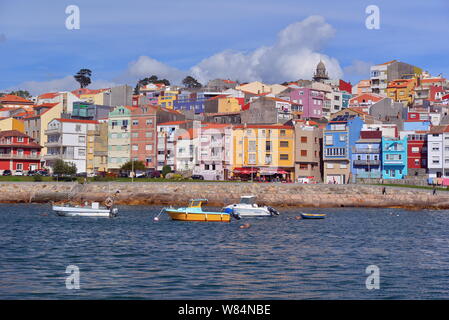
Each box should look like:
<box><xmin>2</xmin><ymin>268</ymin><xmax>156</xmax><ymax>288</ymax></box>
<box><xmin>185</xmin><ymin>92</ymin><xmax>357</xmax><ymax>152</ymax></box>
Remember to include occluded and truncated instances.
<box><xmin>157</xmin><ymin>120</ymin><xmax>191</xmax><ymax>126</ymax></box>
<box><xmin>38</xmin><ymin>92</ymin><xmax>60</xmax><ymax>99</ymax></box>
<box><xmin>34</xmin><ymin>103</ymin><xmax>59</xmax><ymax>108</ymax></box>
<box><xmin>55</xmin><ymin>118</ymin><xmax>99</xmax><ymax>124</ymax></box>
<box><xmin>376</xmin><ymin>60</ymin><xmax>397</xmax><ymax>66</ymax></box>
<box><xmin>0</xmin><ymin>94</ymin><xmax>34</xmax><ymax>104</ymax></box>
<box><xmin>233</xmin><ymin>124</ymin><xmax>293</xmax><ymax>130</ymax></box>
<box><xmin>0</xmin><ymin>130</ymin><xmax>31</xmax><ymax>138</ymax></box>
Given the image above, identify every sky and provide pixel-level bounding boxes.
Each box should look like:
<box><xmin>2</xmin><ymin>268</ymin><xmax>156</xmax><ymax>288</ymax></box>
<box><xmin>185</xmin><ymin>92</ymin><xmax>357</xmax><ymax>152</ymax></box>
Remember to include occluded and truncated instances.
<box><xmin>0</xmin><ymin>0</ymin><xmax>448</xmax><ymax>95</ymax></box>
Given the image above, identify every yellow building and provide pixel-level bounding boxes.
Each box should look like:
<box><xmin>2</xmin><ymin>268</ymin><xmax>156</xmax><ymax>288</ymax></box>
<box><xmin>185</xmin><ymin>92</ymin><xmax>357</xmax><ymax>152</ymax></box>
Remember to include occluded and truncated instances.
<box><xmin>386</xmin><ymin>78</ymin><xmax>417</xmax><ymax>105</ymax></box>
<box><xmin>232</xmin><ymin>124</ymin><xmax>295</xmax><ymax>181</ymax></box>
<box><xmin>218</xmin><ymin>97</ymin><xmax>242</xmax><ymax>113</ymax></box>
<box><xmin>86</xmin><ymin>121</ymin><xmax>108</xmax><ymax>175</ymax></box>
<box><xmin>0</xmin><ymin>118</ymin><xmax>25</xmax><ymax>133</ymax></box>
<box><xmin>158</xmin><ymin>90</ymin><xmax>178</xmax><ymax>109</ymax></box>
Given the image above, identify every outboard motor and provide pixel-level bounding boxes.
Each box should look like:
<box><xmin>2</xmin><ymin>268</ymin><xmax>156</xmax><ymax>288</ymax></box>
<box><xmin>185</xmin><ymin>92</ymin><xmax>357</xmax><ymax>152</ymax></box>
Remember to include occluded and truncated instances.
<box><xmin>267</xmin><ymin>206</ymin><xmax>279</xmax><ymax>216</ymax></box>
<box><xmin>224</xmin><ymin>207</ymin><xmax>241</xmax><ymax>220</ymax></box>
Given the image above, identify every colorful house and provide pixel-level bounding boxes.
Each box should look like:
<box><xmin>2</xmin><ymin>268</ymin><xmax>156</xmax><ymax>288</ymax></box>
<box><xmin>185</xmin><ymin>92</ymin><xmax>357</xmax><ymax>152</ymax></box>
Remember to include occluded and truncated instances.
<box><xmin>231</xmin><ymin>124</ymin><xmax>295</xmax><ymax>181</ymax></box>
<box><xmin>107</xmin><ymin>106</ymin><xmax>134</xmax><ymax>171</ymax></box>
<box><xmin>0</xmin><ymin>117</ymin><xmax>25</xmax><ymax>133</ymax></box>
<box><xmin>386</xmin><ymin>78</ymin><xmax>417</xmax><ymax>105</ymax></box>
<box><xmin>351</xmin><ymin>130</ymin><xmax>382</xmax><ymax>179</ymax></box>
<box><xmin>86</xmin><ymin>121</ymin><xmax>108</xmax><ymax>175</ymax></box>
<box><xmin>130</xmin><ymin>106</ymin><xmax>157</xmax><ymax>169</ymax></box>
<box><xmin>0</xmin><ymin>130</ymin><xmax>42</xmax><ymax>173</ymax></box>
<box><xmin>381</xmin><ymin>136</ymin><xmax>408</xmax><ymax>179</ymax></box>
<box><xmin>323</xmin><ymin>115</ymin><xmax>364</xmax><ymax>184</ymax></box>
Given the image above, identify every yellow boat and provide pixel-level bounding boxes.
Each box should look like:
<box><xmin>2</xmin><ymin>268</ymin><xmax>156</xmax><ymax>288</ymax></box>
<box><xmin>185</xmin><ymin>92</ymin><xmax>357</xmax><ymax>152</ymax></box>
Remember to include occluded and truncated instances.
<box><xmin>164</xmin><ymin>199</ymin><xmax>236</xmax><ymax>222</ymax></box>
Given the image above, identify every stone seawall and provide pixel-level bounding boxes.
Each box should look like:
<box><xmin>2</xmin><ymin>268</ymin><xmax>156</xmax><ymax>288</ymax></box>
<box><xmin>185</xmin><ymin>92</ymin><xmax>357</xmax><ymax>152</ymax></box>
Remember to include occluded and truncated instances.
<box><xmin>1</xmin><ymin>182</ymin><xmax>449</xmax><ymax>209</ymax></box>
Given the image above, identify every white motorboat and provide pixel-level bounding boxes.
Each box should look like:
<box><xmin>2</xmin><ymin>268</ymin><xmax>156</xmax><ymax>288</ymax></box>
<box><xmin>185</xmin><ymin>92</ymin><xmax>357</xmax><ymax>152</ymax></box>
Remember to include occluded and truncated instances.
<box><xmin>224</xmin><ymin>195</ymin><xmax>279</xmax><ymax>217</ymax></box>
<box><xmin>52</xmin><ymin>191</ymin><xmax>120</xmax><ymax>218</ymax></box>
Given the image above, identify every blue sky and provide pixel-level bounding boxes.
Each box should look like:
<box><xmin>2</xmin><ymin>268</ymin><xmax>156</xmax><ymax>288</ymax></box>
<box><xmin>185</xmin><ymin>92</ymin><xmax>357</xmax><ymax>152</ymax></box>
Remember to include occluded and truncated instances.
<box><xmin>0</xmin><ymin>0</ymin><xmax>448</xmax><ymax>94</ymax></box>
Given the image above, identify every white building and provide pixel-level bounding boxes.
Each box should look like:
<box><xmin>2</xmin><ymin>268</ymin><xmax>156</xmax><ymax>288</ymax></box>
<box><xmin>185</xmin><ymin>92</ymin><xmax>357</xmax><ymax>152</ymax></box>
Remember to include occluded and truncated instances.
<box><xmin>157</xmin><ymin>120</ymin><xmax>191</xmax><ymax>171</ymax></box>
<box><xmin>44</xmin><ymin>118</ymin><xmax>97</xmax><ymax>173</ymax></box>
<box><xmin>427</xmin><ymin>125</ymin><xmax>449</xmax><ymax>178</ymax></box>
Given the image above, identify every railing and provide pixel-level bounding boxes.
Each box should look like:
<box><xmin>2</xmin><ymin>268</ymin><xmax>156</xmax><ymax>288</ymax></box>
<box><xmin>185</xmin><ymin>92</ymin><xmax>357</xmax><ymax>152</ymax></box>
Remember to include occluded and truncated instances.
<box><xmin>355</xmin><ymin>172</ymin><xmax>382</xmax><ymax>179</ymax></box>
<box><xmin>0</xmin><ymin>153</ymin><xmax>41</xmax><ymax>160</ymax></box>
<box><xmin>43</xmin><ymin>154</ymin><xmax>75</xmax><ymax>160</ymax></box>
<box><xmin>45</xmin><ymin>128</ymin><xmax>62</xmax><ymax>135</ymax></box>
<box><xmin>353</xmin><ymin>160</ymin><xmax>381</xmax><ymax>166</ymax></box>
<box><xmin>352</xmin><ymin>147</ymin><xmax>380</xmax><ymax>154</ymax></box>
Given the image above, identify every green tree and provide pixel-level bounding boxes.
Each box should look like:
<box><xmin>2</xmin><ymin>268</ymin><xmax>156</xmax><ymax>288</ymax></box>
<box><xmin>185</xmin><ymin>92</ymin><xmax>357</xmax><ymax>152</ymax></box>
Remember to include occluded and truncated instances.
<box><xmin>182</xmin><ymin>76</ymin><xmax>202</xmax><ymax>88</ymax></box>
<box><xmin>135</xmin><ymin>75</ymin><xmax>171</xmax><ymax>93</ymax></box>
<box><xmin>120</xmin><ymin>160</ymin><xmax>146</xmax><ymax>171</ymax></box>
<box><xmin>74</xmin><ymin>69</ymin><xmax>92</xmax><ymax>88</ymax></box>
<box><xmin>10</xmin><ymin>90</ymin><xmax>31</xmax><ymax>98</ymax></box>
<box><xmin>161</xmin><ymin>165</ymin><xmax>172</xmax><ymax>177</ymax></box>
<box><xmin>52</xmin><ymin>159</ymin><xmax>77</xmax><ymax>176</ymax></box>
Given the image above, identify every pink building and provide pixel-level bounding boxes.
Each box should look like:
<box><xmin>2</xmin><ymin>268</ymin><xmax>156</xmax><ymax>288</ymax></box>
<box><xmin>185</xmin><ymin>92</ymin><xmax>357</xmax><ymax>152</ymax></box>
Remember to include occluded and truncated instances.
<box><xmin>285</xmin><ymin>88</ymin><xmax>324</xmax><ymax>119</ymax></box>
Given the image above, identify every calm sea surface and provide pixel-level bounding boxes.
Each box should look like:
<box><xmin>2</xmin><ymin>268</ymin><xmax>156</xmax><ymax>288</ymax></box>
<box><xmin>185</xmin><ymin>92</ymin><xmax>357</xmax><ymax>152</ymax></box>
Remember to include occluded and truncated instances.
<box><xmin>1</xmin><ymin>203</ymin><xmax>449</xmax><ymax>299</ymax></box>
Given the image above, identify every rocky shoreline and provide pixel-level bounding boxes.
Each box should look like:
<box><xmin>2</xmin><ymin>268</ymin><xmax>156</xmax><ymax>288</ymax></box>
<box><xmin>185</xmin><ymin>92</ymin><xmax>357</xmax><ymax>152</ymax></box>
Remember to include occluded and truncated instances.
<box><xmin>1</xmin><ymin>182</ymin><xmax>449</xmax><ymax>210</ymax></box>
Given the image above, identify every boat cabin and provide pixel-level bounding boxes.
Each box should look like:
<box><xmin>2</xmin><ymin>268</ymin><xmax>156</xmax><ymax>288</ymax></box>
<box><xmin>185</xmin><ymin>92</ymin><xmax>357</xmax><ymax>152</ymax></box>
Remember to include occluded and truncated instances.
<box><xmin>240</xmin><ymin>196</ymin><xmax>256</xmax><ymax>205</ymax></box>
<box><xmin>188</xmin><ymin>199</ymin><xmax>208</xmax><ymax>208</ymax></box>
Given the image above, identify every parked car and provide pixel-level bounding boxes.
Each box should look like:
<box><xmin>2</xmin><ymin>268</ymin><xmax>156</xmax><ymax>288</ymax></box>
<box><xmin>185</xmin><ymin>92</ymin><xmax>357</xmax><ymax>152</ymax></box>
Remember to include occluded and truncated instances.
<box><xmin>191</xmin><ymin>174</ymin><xmax>204</xmax><ymax>180</ymax></box>
<box><xmin>76</xmin><ymin>172</ymin><xmax>88</xmax><ymax>177</ymax></box>
<box><xmin>134</xmin><ymin>171</ymin><xmax>146</xmax><ymax>178</ymax></box>
<box><xmin>2</xmin><ymin>170</ymin><xmax>12</xmax><ymax>176</ymax></box>
<box><xmin>149</xmin><ymin>171</ymin><xmax>161</xmax><ymax>178</ymax></box>
<box><xmin>27</xmin><ymin>170</ymin><xmax>37</xmax><ymax>176</ymax></box>
<box><xmin>37</xmin><ymin>170</ymin><xmax>49</xmax><ymax>176</ymax></box>
<box><xmin>14</xmin><ymin>170</ymin><xmax>24</xmax><ymax>176</ymax></box>
<box><xmin>118</xmin><ymin>171</ymin><xmax>129</xmax><ymax>178</ymax></box>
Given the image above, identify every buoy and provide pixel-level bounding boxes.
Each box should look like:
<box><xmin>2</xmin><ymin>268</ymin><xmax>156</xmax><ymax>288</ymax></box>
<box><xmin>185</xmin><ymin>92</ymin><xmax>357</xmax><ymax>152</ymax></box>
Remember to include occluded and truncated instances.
<box><xmin>154</xmin><ymin>217</ymin><xmax>159</xmax><ymax>221</ymax></box>
<box><xmin>239</xmin><ymin>223</ymin><xmax>251</xmax><ymax>229</ymax></box>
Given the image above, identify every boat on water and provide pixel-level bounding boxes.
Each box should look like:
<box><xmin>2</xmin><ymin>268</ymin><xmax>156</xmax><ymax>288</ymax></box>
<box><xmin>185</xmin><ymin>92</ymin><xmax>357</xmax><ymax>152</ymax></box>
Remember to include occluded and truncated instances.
<box><xmin>162</xmin><ymin>199</ymin><xmax>239</xmax><ymax>222</ymax></box>
<box><xmin>300</xmin><ymin>212</ymin><xmax>326</xmax><ymax>219</ymax></box>
<box><xmin>223</xmin><ymin>195</ymin><xmax>279</xmax><ymax>217</ymax></box>
<box><xmin>52</xmin><ymin>191</ymin><xmax>120</xmax><ymax>218</ymax></box>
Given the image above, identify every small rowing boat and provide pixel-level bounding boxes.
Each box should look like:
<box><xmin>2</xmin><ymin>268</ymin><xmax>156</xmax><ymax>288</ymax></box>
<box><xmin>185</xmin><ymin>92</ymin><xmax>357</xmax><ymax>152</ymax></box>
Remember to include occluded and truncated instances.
<box><xmin>163</xmin><ymin>199</ymin><xmax>239</xmax><ymax>222</ymax></box>
<box><xmin>300</xmin><ymin>212</ymin><xmax>326</xmax><ymax>219</ymax></box>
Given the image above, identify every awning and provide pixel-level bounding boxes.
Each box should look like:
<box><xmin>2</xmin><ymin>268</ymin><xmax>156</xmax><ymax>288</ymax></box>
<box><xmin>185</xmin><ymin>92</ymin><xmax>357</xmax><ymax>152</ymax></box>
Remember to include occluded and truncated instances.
<box><xmin>259</xmin><ymin>168</ymin><xmax>290</xmax><ymax>175</ymax></box>
<box><xmin>233</xmin><ymin>167</ymin><xmax>259</xmax><ymax>174</ymax></box>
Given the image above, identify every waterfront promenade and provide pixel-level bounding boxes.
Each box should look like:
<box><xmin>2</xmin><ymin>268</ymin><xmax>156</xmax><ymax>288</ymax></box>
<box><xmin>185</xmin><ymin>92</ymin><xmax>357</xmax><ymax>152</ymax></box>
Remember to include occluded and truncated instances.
<box><xmin>1</xmin><ymin>182</ymin><xmax>449</xmax><ymax>209</ymax></box>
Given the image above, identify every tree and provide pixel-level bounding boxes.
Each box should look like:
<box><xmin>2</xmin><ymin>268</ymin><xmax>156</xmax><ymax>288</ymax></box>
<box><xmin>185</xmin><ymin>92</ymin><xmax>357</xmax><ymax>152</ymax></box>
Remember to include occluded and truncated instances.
<box><xmin>120</xmin><ymin>160</ymin><xmax>146</xmax><ymax>172</ymax></box>
<box><xmin>74</xmin><ymin>69</ymin><xmax>92</xmax><ymax>88</ymax></box>
<box><xmin>161</xmin><ymin>165</ymin><xmax>172</xmax><ymax>177</ymax></box>
<box><xmin>52</xmin><ymin>159</ymin><xmax>77</xmax><ymax>176</ymax></box>
<box><xmin>134</xmin><ymin>75</ymin><xmax>171</xmax><ymax>93</ymax></box>
<box><xmin>10</xmin><ymin>90</ymin><xmax>31</xmax><ymax>98</ymax></box>
<box><xmin>182</xmin><ymin>76</ymin><xmax>202</xmax><ymax>89</ymax></box>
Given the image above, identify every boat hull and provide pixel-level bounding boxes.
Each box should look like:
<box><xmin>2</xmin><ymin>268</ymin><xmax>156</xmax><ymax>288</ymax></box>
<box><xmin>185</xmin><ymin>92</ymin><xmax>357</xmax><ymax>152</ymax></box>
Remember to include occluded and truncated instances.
<box><xmin>231</xmin><ymin>207</ymin><xmax>271</xmax><ymax>217</ymax></box>
<box><xmin>165</xmin><ymin>209</ymin><xmax>231</xmax><ymax>222</ymax></box>
<box><xmin>52</xmin><ymin>206</ymin><xmax>117</xmax><ymax>218</ymax></box>
<box><xmin>300</xmin><ymin>213</ymin><xmax>326</xmax><ymax>219</ymax></box>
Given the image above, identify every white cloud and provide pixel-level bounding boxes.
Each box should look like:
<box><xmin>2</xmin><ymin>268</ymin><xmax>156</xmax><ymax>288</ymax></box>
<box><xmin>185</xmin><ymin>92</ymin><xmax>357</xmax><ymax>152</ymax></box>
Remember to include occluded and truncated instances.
<box><xmin>6</xmin><ymin>15</ymin><xmax>345</xmax><ymax>94</ymax></box>
<box><xmin>343</xmin><ymin>60</ymin><xmax>372</xmax><ymax>78</ymax></box>
<box><xmin>191</xmin><ymin>15</ymin><xmax>343</xmax><ymax>83</ymax></box>
<box><xmin>7</xmin><ymin>76</ymin><xmax>118</xmax><ymax>96</ymax></box>
<box><xmin>118</xmin><ymin>55</ymin><xmax>187</xmax><ymax>84</ymax></box>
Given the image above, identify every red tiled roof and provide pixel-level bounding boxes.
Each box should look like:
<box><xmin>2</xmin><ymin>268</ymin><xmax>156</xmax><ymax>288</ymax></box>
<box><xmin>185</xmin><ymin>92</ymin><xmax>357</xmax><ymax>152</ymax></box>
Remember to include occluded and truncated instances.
<box><xmin>34</xmin><ymin>103</ymin><xmax>59</xmax><ymax>108</ymax></box>
<box><xmin>38</xmin><ymin>92</ymin><xmax>60</xmax><ymax>99</ymax></box>
<box><xmin>233</xmin><ymin>124</ymin><xmax>293</xmax><ymax>130</ymax></box>
<box><xmin>0</xmin><ymin>95</ymin><xmax>33</xmax><ymax>104</ymax></box>
<box><xmin>157</xmin><ymin>120</ymin><xmax>191</xmax><ymax>126</ymax></box>
<box><xmin>55</xmin><ymin>118</ymin><xmax>99</xmax><ymax>124</ymax></box>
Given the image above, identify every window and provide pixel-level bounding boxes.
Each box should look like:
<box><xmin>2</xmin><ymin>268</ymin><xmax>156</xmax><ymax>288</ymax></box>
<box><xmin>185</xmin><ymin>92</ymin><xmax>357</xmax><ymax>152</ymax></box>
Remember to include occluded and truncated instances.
<box><xmin>300</xmin><ymin>150</ymin><xmax>307</xmax><ymax>157</ymax></box>
<box><xmin>132</xmin><ymin>145</ymin><xmax>138</xmax><ymax>151</ymax></box>
<box><xmin>411</xmin><ymin>147</ymin><xmax>420</xmax><ymax>153</ymax></box>
<box><xmin>78</xmin><ymin>149</ymin><xmax>86</xmax><ymax>156</ymax></box>
<box><xmin>280</xmin><ymin>130</ymin><xmax>286</xmax><ymax>137</ymax></box>
<box><xmin>145</xmin><ymin>132</ymin><xmax>153</xmax><ymax>138</ymax></box>
<box><xmin>75</xmin><ymin>125</ymin><xmax>81</xmax><ymax>132</ymax></box>
<box><xmin>266</xmin><ymin>141</ymin><xmax>271</xmax><ymax>152</ymax></box>
<box><xmin>326</xmin><ymin>163</ymin><xmax>334</xmax><ymax>169</ymax></box>
<box><xmin>133</xmin><ymin>120</ymin><xmax>139</xmax><ymax>126</ymax></box>
<box><xmin>16</xmin><ymin>163</ymin><xmax>23</xmax><ymax>170</ymax></box>
<box><xmin>340</xmin><ymin>164</ymin><xmax>347</xmax><ymax>169</ymax></box>
<box><xmin>280</xmin><ymin>154</ymin><xmax>289</xmax><ymax>160</ymax></box>
<box><xmin>299</xmin><ymin>164</ymin><xmax>308</xmax><ymax>169</ymax></box>
<box><xmin>78</xmin><ymin>136</ymin><xmax>85</xmax><ymax>143</ymax></box>
<box><xmin>325</xmin><ymin>135</ymin><xmax>333</xmax><ymax>145</ymax></box>
<box><xmin>17</xmin><ymin>137</ymin><xmax>23</xmax><ymax>142</ymax></box>
<box><xmin>248</xmin><ymin>141</ymin><xmax>256</xmax><ymax>152</ymax></box>
<box><xmin>248</xmin><ymin>153</ymin><xmax>256</xmax><ymax>164</ymax></box>
<box><xmin>145</xmin><ymin>144</ymin><xmax>152</xmax><ymax>151</ymax></box>
<box><xmin>301</xmin><ymin>136</ymin><xmax>307</xmax><ymax>143</ymax></box>
<box><xmin>280</xmin><ymin>141</ymin><xmax>289</xmax><ymax>148</ymax></box>
<box><xmin>339</xmin><ymin>134</ymin><xmax>347</xmax><ymax>142</ymax></box>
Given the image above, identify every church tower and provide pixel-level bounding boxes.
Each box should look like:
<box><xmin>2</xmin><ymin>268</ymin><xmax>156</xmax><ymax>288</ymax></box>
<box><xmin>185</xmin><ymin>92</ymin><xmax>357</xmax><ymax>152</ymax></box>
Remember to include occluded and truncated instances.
<box><xmin>313</xmin><ymin>60</ymin><xmax>329</xmax><ymax>82</ymax></box>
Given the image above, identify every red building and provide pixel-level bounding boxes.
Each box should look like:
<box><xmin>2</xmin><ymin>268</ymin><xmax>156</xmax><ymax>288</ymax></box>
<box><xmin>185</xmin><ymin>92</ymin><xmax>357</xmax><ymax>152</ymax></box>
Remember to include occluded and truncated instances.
<box><xmin>130</xmin><ymin>106</ymin><xmax>157</xmax><ymax>169</ymax></box>
<box><xmin>405</xmin><ymin>131</ymin><xmax>428</xmax><ymax>170</ymax></box>
<box><xmin>0</xmin><ymin>130</ymin><xmax>42</xmax><ymax>172</ymax></box>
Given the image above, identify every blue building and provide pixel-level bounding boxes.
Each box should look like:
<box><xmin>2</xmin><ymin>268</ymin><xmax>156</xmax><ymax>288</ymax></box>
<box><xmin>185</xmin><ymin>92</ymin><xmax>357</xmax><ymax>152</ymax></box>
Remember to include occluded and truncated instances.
<box><xmin>323</xmin><ymin>114</ymin><xmax>364</xmax><ymax>184</ymax></box>
<box><xmin>173</xmin><ymin>92</ymin><xmax>207</xmax><ymax>114</ymax></box>
<box><xmin>71</xmin><ymin>102</ymin><xmax>113</xmax><ymax>120</ymax></box>
<box><xmin>382</xmin><ymin>136</ymin><xmax>408</xmax><ymax>179</ymax></box>
<box><xmin>342</xmin><ymin>92</ymin><xmax>352</xmax><ymax>109</ymax></box>
<box><xmin>351</xmin><ymin>130</ymin><xmax>382</xmax><ymax>179</ymax></box>
<box><xmin>403</xmin><ymin>120</ymin><xmax>431</xmax><ymax>131</ymax></box>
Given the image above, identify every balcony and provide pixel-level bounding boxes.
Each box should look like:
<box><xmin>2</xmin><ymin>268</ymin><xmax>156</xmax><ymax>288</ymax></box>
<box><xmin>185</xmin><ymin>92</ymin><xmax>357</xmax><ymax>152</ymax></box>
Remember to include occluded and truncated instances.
<box><xmin>45</xmin><ymin>128</ymin><xmax>62</xmax><ymax>135</ymax></box>
<box><xmin>43</xmin><ymin>153</ymin><xmax>74</xmax><ymax>160</ymax></box>
<box><xmin>355</xmin><ymin>171</ymin><xmax>382</xmax><ymax>179</ymax></box>
<box><xmin>353</xmin><ymin>160</ymin><xmax>381</xmax><ymax>166</ymax></box>
<box><xmin>0</xmin><ymin>153</ymin><xmax>41</xmax><ymax>160</ymax></box>
<box><xmin>45</xmin><ymin>140</ymin><xmax>62</xmax><ymax>147</ymax></box>
<box><xmin>352</xmin><ymin>147</ymin><xmax>380</xmax><ymax>154</ymax></box>
<box><xmin>383</xmin><ymin>159</ymin><xmax>404</xmax><ymax>165</ymax></box>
